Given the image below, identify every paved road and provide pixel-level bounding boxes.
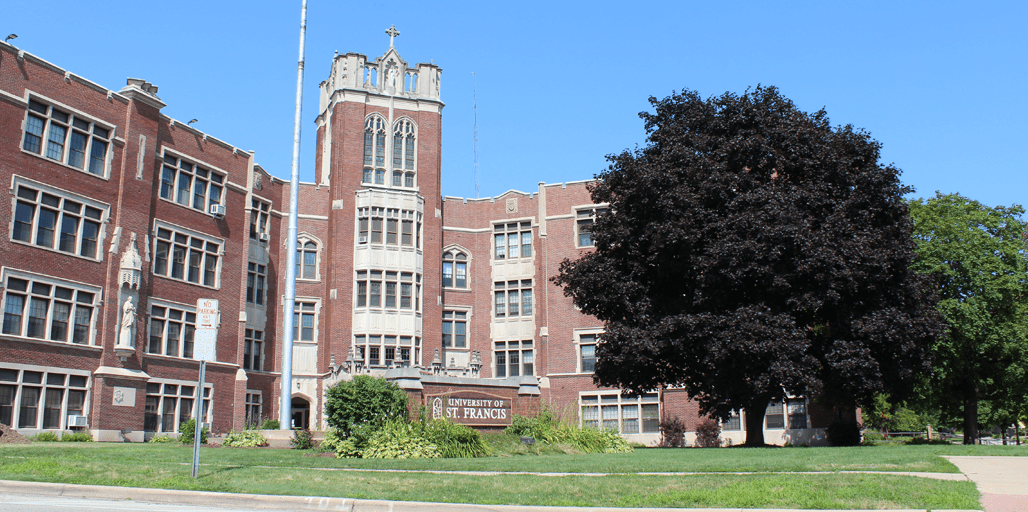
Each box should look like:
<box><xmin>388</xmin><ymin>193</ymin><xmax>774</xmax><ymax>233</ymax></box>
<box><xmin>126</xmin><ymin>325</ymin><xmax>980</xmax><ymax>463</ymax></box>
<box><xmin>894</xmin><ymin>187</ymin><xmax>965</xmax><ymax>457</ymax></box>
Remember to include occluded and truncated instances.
<box><xmin>945</xmin><ymin>456</ymin><xmax>1028</xmax><ymax>512</ymax></box>
<box><xmin>0</xmin><ymin>493</ymin><xmax>257</xmax><ymax>512</ymax></box>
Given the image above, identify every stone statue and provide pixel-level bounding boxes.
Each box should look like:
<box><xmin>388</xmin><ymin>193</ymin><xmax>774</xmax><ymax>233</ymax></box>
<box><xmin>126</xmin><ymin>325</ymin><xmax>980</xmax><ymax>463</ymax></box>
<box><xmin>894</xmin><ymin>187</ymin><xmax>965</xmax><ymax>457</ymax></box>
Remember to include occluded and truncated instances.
<box><xmin>388</xmin><ymin>67</ymin><xmax>398</xmax><ymax>89</ymax></box>
<box><xmin>118</xmin><ymin>297</ymin><xmax>135</xmax><ymax>348</ymax></box>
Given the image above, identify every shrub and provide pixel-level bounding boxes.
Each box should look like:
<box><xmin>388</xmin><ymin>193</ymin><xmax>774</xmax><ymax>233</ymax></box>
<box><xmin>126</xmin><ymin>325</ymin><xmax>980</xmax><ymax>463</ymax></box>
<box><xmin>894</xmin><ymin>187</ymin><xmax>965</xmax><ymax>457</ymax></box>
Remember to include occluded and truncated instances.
<box><xmin>33</xmin><ymin>432</ymin><xmax>59</xmax><ymax>442</ymax></box>
<box><xmin>179</xmin><ymin>418</ymin><xmax>209</xmax><ymax>445</ymax></box>
<box><xmin>906</xmin><ymin>436</ymin><xmax>951</xmax><ymax>445</ymax></box>
<box><xmin>504</xmin><ymin>407</ymin><xmax>632</xmax><ymax>454</ymax></box>
<box><xmin>291</xmin><ymin>428</ymin><xmax>314</xmax><ymax>450</ymax></box>
<box><xmin>659</xmin><ymin>415</ymin><xmax>686</xmax><ymax>448</ymax></box>
<box><xmin>320</xmin><ymin>428</ymin><xmax>343</xmax><ymax>453</ymax></box>
<box><xmin>361</xmin><ymin>419</ymin><xmax>440</xmax><ymax>459</ymax></box>
<box><xmin>827</xmin><ymin>420</ymin><xmax>861</xmax><ymax>446</ymax></box>
<box><xmin>422</xmin><ymin>419</ymin><xmax>490</xmax><ymax>458</ymax></box>
<box><xmin>223</xmin><ymin>429</ymin><xmax>268</xmax><ymax>447</ymax></box>
<box><xmin>695</xmin><ymin>418</ymin><xmax>722</xmax><ymax>448</ymax></box>
<box><xmin>148</xmin><ymin>435</ymin><xmax>176</xmax><ymax>443</ymax></box>
<box><xmin>325</xmin><ymin>376</ymin><xmax>409</xmax><ymax>435</ymax></box>
<box><xmin>260</xmin><ymin>418</ymin><xmax>280</xmax><ymax>430</ymax></box>
<box><xmin>61</xmin><ymin>431</ymin><xmax>93</xmax><ymax>442</ymax></box>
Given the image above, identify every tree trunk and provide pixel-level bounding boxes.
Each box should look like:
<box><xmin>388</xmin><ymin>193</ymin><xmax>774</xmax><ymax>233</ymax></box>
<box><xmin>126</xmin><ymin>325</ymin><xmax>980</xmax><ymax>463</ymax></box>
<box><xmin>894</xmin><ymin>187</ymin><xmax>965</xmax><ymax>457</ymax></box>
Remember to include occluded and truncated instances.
<box><xmin>744</xmin><ymin>397</ymin><xmax>769</xmax><ymax>447</ymax></box>
<box><xmin>962</xmin><ymin>383</ymin><xmax>978</xmax><ymax>445</ymax></box>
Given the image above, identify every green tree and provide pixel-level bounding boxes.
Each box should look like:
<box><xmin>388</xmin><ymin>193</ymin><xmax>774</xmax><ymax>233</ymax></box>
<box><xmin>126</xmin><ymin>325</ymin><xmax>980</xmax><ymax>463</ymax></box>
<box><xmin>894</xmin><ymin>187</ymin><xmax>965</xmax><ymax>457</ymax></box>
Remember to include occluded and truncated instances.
<box><xmin>554</xmin><ymin>86</ymin><xmax>941</xmax><ymax>446</ymax></box>
<box><xmin>908</xmin><ymin>193</ymin><xmax>1028</xmax><ymax>444</ymax></box>
<box><xmin>324</xmin><ymin>375</ymin><xmax>410</xmax><ymax>435</ymax></box>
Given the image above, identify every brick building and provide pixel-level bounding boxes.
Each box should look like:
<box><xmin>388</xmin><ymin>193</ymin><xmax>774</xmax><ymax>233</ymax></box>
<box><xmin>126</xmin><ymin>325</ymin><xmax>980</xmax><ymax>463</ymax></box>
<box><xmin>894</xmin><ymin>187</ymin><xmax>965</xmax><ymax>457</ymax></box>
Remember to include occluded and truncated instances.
<box><xmin>0</xmin><ymin>35</ymin><xmax>832</xmax><ymax>445</ymax></box>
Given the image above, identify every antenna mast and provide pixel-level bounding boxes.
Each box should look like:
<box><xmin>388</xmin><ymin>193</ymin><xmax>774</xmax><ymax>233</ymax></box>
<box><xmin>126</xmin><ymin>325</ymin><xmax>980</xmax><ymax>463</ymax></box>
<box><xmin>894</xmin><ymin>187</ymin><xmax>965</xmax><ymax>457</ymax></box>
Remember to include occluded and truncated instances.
<box><xmin>473</xmin><ymin>72</ymin><xmax>480</xmax><ymax>199</ymax></box>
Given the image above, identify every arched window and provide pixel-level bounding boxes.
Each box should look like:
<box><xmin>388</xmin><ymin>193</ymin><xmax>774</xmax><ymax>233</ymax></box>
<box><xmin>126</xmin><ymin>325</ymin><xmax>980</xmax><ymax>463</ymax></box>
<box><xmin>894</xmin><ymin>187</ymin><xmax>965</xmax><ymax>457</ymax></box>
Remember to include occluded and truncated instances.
<box><xmin>363</xmin><ymin>116</ymin><xmax>387</xmax><ymax>184</ymax></box>
<box><xmin>442</xmin><ymin>248</ymin><xmax>468</xmax><ymax>288</ymax></box>
<box><xmin>392</xmin><ymin>119</ymin><xmax>416</xmax><ymax>187</ymax></box>
<box><xmin>296</xmin><ymin>236</ymin><xmax>320</xmax><ymax>281</ymax></box>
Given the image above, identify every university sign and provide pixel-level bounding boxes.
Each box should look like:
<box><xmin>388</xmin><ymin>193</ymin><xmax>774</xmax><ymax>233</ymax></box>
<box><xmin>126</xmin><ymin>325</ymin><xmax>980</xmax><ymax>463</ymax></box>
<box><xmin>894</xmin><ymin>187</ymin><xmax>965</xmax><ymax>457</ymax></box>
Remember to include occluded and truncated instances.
<box><xmin>427</xmin><ymin>391</ymin><xmax>512</xmax><ymax>426</ymax></box>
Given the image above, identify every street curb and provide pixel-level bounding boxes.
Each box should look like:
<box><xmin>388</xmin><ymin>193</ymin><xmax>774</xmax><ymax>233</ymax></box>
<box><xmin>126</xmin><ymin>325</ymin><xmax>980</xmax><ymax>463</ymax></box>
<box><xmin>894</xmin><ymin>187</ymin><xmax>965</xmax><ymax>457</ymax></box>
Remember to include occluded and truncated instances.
<box><xmin>0</xmin><ymin>480</ymin><xmax>983</xmax><ymax>512</ymax></box>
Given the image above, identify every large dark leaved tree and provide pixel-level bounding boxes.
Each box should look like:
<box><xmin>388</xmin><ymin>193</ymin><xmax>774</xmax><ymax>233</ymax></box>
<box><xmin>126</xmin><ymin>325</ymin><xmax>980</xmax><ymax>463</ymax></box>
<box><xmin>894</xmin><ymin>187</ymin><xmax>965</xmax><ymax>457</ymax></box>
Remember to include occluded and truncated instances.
<box><xmin>554</xmin><ymin>86</ymin><xmax>941</xmax><ymax>446</ymax></box>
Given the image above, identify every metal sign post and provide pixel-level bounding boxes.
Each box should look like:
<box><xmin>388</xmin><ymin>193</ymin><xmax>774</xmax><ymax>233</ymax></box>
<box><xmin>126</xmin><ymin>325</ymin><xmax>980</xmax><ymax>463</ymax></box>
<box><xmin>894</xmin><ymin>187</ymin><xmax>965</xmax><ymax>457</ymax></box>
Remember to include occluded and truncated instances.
<box><xmin>192</xmin><ymin>299</ymin><xmax>219</xmax><ymax>478</ymax></box>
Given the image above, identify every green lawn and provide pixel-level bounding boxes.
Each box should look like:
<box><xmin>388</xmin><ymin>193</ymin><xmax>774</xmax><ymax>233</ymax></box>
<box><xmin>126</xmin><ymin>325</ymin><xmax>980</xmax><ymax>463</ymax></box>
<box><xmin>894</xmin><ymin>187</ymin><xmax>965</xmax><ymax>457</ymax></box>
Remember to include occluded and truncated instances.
<box><xmin>2</xmin><ymin>442</ymin><xmax>1015</xmax><ymax>508</ymax></box>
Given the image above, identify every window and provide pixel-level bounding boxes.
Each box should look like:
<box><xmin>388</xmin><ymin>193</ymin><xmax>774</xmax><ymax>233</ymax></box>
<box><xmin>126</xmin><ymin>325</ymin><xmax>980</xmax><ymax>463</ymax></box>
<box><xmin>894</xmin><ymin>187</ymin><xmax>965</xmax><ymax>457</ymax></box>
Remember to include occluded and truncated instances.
<box><xmin>297</xmin><ymin>237</ymin><xmax>319</xmax><ymax>280</ymax></box>
<box><xmin>354</xmin><ymin>335</ymin><xmax>420</xmax><ymax>368</ymax></box>
<box><xmin>144</xmin><ymin>380</ymin><xmax>210</xmax><ymax>433</ymax></box>
<box><xmin>159</xmin><ymin>153</ymin><xmax>224</xmax><ymax>213</ymax></box>
<box><xmin>153</xmin><ymin>223</ymin><xmax>221</xmax><ymax>287</ymax></box>
<box><xmin>494</xmin><ymin>280</ymin><xmax>532</xmax><ymax>318</ymax></box>
<box><xmin>358</xmin><ymin>207</ymin><xmax>420</xmax><ymax>247</ymax></box>
<box><xmin>246</xmin><ymin>263</ymin><xmax>266</xmax><ymax>306</ymax></box>
<box><xmin>494</xmin><ymin>340</ymin><xmax>533</xmax><ymax>378</ymax></box>
<box><xmin>580</xmin><ymin>392</ymin><xmax>659</xmax><ymax>434</ymax></box>
<box><xmin>576</xmin><ymin>206</ymin><xmax>608</xmax><ymax>247</ymax></box>
<box><xmin>356</xmin><ymin>271</ymin><xmax>419</xmax><ymax>311</ymax></box>
<box><xmin>148</xmin><ymin>303</ymin><xmax>196</xmax><ymax>359</ymax></box>
<box><xmin>249</xmin><ymin>199</ymin><xmax>270</xmax><ymax>240</ymax></box>
<box><xmin>362</xmin><ymin>116</ymin><xmax>387</xmax><ymax>184</ymax></box>
<box><xmin>2</xmin><ymin>271</ymin><xmax>99</xmax><ymax>344</ymax></box>
<box><xmin>493</xmin><ymin>221</ymin><xmax>532</xmax><ymax>259</ymax></box>
<box><xmin>0</xmin><ymin>366</ymin><xmax>89</xmax><ymax>430</ymax></box>
<box><xmin>765</xmin><ymin>401</ymin><xmax>785</xmax><ymax>429</ymax></box>
<box><xmin>243</xmin><ymin>329</ymin><xmax>264</xmax><ymax>371</ymax></box>
<box><xmin>442</xmin><ymin>249</ymin><xmax>468</xmax><ymax>288</ymax></box>
<box><xmin>294</xmin><ymin>301</ymin><xmax>317</xmax><ymax>342</ymax></box>
<box><xmin>442</xmin><ymin>311</ymin><xmax>467</xmax><ymax>348</ymax></box>
<box><xmin>22</xmin><ymin>99</ymin><xmax>111</xmax><ymax>176</ymax></box>
<box><xmin>392</xmin><ymin>119</ymin><xmax>416</xmax><ymax>185</ymax></box>
<box><xmin>578</xmin><ymin>333</ymin><xmax>598</xmax><ymax>373</ymax></box>
<box><xmin>723</xmin><ymin>410</ymin><xmax>744</xmax><ymax>431</ymax></box>
<box><xmin>245</xmin><ymin>391</ymin><xmax>262</xmax><ymax>426</ymax></box>
<box><xmin>787</xmin><ymin>398</ymin><xmax>808</xmax><ymax>429</ymax></box>
<box><xmin>10</xmin><ymin>180</ymin><xmax>105</xmax><ymax>259</ymax></box>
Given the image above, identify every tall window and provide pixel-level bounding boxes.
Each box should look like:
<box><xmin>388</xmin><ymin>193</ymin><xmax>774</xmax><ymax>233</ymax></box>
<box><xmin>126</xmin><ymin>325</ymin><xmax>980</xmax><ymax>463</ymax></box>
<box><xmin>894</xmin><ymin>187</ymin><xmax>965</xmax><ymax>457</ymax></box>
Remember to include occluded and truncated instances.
<box><xmin>246</xmin><ymin>263</ymin><xmax>266</xmax><ymax>306</ymax></box>
<box><xmin>245</xmin><ymin>391</ymin><xmax>262</xmax><ymax>426</ymax></box>
<box><xmin>442</xmin><ymin>249</ymin><xmax>468</xmax><ymax>288</ymax></box>
<box><xmin>493</xmin><ymin>222</ymin><xmax>532</xmax><ymax>259</ymax></box>
<box><xmin>358</xmin><ymin>208</ymin><xmax>419</xmax><ymax>248</ymax></box>
<box><xmin>148</xmin><ymin>304</ymin><xmax>197</xmax><ymax>359</ymax></box>
<box><xmin>243</xmin><ymin>329</ymin><xmax>264</xmax><ymax>371</ymax></box>
<box><xmin>2</xmin><ymin>272</ymin><xmax>98</xmax><ymax>344</ymax></box>
<box><xmin>356</xmin><ymin>271</ymin><xmax>419</xmax><ymax>311</ymax></box>
<box><xmin>392</xmin><ymin>119</ymin><xmax>416</xmax><ymax>187</ymax></box>
<box><xmin>494</xmin><ymin>340</ymin><xmax>533</xmax><ymax>378</ymax></box>
<box><xmin>787</xmin><ymin>398</ymin><xmax>808</xmax><ymax>429</ymax></box>
<box><xmin>580</xmin><ymin>392</ymin><xmax>659</xmax><ymax>434</ymax></box>
<box><xmin>494</xmin><ymin>280</ymin><xmax>532</xmax><ymax>318</ymax></box>
<box><xmin>578</xmin><ymin>333</ymin><xmax>598</xmax><ymax>373</ymax></box>
<box><xmin>144</xmin><ymin>381</ymin><xmax>210</xmax><ymax>433</ymax></box>
<box><xmin>159</xmin><ymin>154</ymin><xmax>224</xmax><ymax>213</ymax></box>
<box><xmin>23</xmin><ymin>99</ymin><xmax>111</xmax><ymax>176</ymax></box>
<box><xmin>765</xmin><ymin>401</ymin><xmax>785</xmax><ymax>429</ymax></box>
<box><xmin>297</xmin><ymin>237</ymin><xmax>319</xmax><ymax>280</ymax></box>
<box><xmin>11</xmin><ymin>180</ymin><xmax>105</xmax><ymax>259</ymax></box>
<box><xmin>354</xmin><ymin>335</ymin><xmax>420</xmax><ymax>368</ymax></box>
<box><xmin>442</xmin><ymin>311</ymin><xmax>467</xmax><ymax>348</ymax></box>
<box><xmin>153</xmin><ymin>224</ymin><xmax>221</xmax><ymax>287</ymax></box>
<box><xmin>576</xmin><ymin>207</ymin><xmax>608</xmax><ymax>247</ymax></box>
<box><xmin>0</xmin><ymin>366</ymin><xmax>89</xmax><ymax>430</ymax></box>
<box><xmin>294</xmin><ymin>302</ymin><xmax>317</xmax><ymax>342</ymax></box>
<box><xmin>249</xmin><ymin>199</ymin><xmax>270</xmax><ymax>240</ymax></box>
<box><xmin>362</xmin><ymin>116</ymin><xmax>387</xmax><ymax>184</ymax></box>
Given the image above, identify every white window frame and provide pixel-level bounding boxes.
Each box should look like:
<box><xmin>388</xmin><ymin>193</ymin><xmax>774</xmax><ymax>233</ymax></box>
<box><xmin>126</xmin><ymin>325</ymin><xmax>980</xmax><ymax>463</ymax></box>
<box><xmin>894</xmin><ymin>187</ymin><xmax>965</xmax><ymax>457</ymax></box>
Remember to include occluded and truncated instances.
<box><xmin>494</xmin><ymin>340</ymin><xmax>533</xmax><ymax>378</ymax></box>
<box><xmin>9</xmin><ymin>176</ymin><xmax>109</xmax><ymax>261</ymax></box>
<box><xmin>146</xmin><ymin>299</ymin><xmax>197</xmax><ymax>360</ymax></box>
<box><xmin>580</xmin><ymin>392</ymin><xmax>660</xmax><ymax>434</ymax></box>
<box><xmin>493</xmin><ymin>280</ymin><xmax>533</xmax><ymax>319</ymax></box>
<box><xmin>391</xmin><ymin>117</ymin><xmax>417</xmax><ymax>188</ymax></box>
<box><xmin>354</xmin><ymin>334</ymin><xmax>421</xmax><ymax>368</ymax></box>
<box><xmin>152</xmin><ymin>220</ymin><xmax>223</xmax><ymax>288</ymax></box>
<box><xmin>245</xmin><ymin>390</ymin><xmax>262</xmax><ymax>426</ymax></box>
<box><xmin>575</xmin><ymin>330</ymin><xmax>602</xmax><ymax>373</ymax></box>
<box><xmin>362</xmin><ymin>115</ymin><xmax>388</xmax><ymax>184</ymax></box>
<box><xmin>357</xmin><ymin>207</ymin><xmax>420</xmax><ymax>248</ymax></box>
<box><xmin>158</xmin><ymin>149</ymin><xmax>227</xmax><ymax>215</ymax></box>
<box><xmin>442</xmin><ymin>310</ymin><xmax>469</xmax><ymax>348</ymax></box>
<box><xmin>0</xmin><ymin>363</ymin><xmax>91</xmax><ymax>431</ymax></box>
<box><xmin>356</xmin><ymin>270</ymin><xmax>420</xmax><ymax>312</ymax></box>
<box><xmin>21</xmin><ymin>95</ymin><xmax>114</xmax><ymax>178</ymax></box>
<box><xmin>442</xmin><ymin>247</ymin><xmax>470</xmax><ymax>289</ymax></box>
<box><xmin>575</xmin><ymin>205</ymin><xmax>609</xmax><ymax>248</ymax></box>
<box><xmin>296</xmin><ymin>233</ymin><xmax>322</xmax><ymax>281</ymax></box>
<box><xmin>493</xmin><ymin>221</ymin><xmax>533</xmax><ymax>260</ymax></box>
<box><xmin>293</xmin><ymin>298</ymin><xmax>321</xmax><ymax>344</ymax></box>
<box><xmin>1</xmin><ymin>268</ymin><xmax>102</xmax><ymax>345</ymax></box>
<box><xmin>249</xmin><ymin>197</ymin><xmax>271</xmax><ymax>240</ymax></box>
<box><xmin>144</xmin><ymin>378</ymin><xmax>212</xmax><ymax>433</ymax></box>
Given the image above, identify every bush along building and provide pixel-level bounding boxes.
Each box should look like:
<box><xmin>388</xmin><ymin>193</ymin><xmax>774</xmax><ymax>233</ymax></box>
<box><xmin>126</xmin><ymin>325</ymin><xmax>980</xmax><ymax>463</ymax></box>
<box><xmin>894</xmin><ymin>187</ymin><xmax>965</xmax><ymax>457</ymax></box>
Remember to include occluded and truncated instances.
<box><xmin>0</xmin><ymin>32</ymin><xmax>836</xmax><ymax>445</ymax></box>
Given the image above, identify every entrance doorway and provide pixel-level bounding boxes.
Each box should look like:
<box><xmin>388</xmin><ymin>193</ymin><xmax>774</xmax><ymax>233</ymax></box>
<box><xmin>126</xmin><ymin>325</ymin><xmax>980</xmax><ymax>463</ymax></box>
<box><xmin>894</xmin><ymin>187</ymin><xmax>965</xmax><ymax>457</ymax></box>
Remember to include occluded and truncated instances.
<box><xmin>291</xmin><ymin>396</ymin><xmax>310</xmax><ymax>429</ymax></box>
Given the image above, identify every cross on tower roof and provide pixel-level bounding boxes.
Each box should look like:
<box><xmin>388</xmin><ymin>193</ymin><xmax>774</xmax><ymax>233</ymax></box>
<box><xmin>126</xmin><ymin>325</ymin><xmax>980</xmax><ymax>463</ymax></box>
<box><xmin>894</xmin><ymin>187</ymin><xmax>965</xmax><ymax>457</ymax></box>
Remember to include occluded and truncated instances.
<box><xmin>386</xmin><ymin>25</ymin><xmax>400</xmax><ymax>48</ymax></box>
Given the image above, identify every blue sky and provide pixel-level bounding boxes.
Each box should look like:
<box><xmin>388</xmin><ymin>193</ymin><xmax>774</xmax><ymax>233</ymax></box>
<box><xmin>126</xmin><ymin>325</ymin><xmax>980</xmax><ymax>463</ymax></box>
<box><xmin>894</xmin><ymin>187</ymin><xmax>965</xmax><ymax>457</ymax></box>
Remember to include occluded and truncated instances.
<box><xmin>5</xmin><ymin>1</ymin><xmax>1025</xmax><ymax>207</ymax></box>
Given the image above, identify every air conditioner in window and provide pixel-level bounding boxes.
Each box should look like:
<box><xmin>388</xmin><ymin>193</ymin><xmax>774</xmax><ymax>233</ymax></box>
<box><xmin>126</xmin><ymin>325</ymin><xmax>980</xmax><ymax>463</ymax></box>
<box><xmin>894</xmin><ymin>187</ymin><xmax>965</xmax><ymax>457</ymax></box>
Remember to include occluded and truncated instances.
<box><xmin>358</xmin><ymin>235</ymin><xmax>368</xmax><ymax>243</ymax></box>
<box><xmin>258</xmin><ymin>232</ymin><xmax>270</xmax><ymax>242</ymax></box>
<box><xmin>209</xmin><ymin>204</ymin><xmax>227</xmax><ymax>218</ymax></box>
<box><xmin>68</xmin><ymin>415</ymin><xmax>88</xmax><ymax>427</ymax></box>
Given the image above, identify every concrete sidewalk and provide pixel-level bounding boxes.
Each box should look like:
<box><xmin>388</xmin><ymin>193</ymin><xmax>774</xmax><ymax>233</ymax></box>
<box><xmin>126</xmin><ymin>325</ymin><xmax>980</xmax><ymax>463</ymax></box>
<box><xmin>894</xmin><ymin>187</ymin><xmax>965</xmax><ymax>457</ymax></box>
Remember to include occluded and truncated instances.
<box><xmin>945</xmin><ymin>457</ymin><xmax>1028</xmax><ymax>512</ymax></box>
